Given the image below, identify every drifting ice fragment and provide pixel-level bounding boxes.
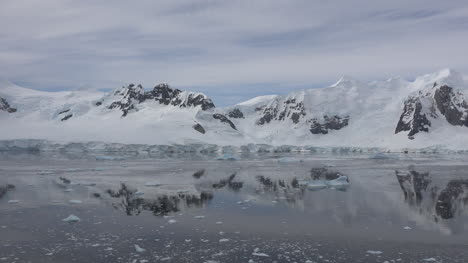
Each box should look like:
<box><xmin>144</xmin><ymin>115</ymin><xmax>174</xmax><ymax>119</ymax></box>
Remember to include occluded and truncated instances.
<box><xmin>307</xmin><ymin>175</ymin><xmax>350</xmax><ymax>191</ymax></box>
<box><xmin>134</xmin><ymin>244</ymin><xmax>146</xmax><ymax>253</ymax></box>
<box><xmin>366</xmin><ymin>250</ymin><xmax>383</xmax><ymax>255</ymax></box>
<box><xmin>215</xmin><ymin>154</ymin><xmax>239</xmax><ymax>161</ymax></box>
<box><xmin>423</xmin><ymin>258</ymin><xmax>437</xmax><ymax>262</ymax></box>
<box><xmin>252</xmin><ymin>252</ymin><xmax>269</xmax><ymax>257</ymax></box>
<box><xmin>7</xmin><ymin>200</ymin><xmax>19</xmax><ymax>204</ymax></box>
<box><xmin>62</xmin><ymin>214</ymin><xmax>81</xmax><ymax>223</ymax></box>
<box><xmin>69</xmin><ymin>200</ymin><xmax>82</xmax><ymax>204</ymax></box>
<box><xmin>403</xmin><ymin>226</ymin><xmax>412</xmax><ymax>230</ymax></box>
<box><xmin>95</xmin><ymin>156</ymin><xmax>126</xmax><ymax>161</ymax></box>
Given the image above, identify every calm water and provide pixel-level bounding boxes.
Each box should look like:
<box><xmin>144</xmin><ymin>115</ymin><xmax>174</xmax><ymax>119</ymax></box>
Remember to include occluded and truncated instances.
<box><xmin>1</xmin><ymin>152</ymin><xmax>468</xmax><ymax>262</ymax></box>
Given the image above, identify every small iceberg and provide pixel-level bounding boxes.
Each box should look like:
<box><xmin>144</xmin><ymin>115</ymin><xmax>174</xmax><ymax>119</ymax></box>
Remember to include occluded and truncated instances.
<box><xmin>307</xmin><ymin>175</ymin><xmax>350</xmax><ymax>191</ymax></box>
<box><xmin>8</xmin><ymin>200</ymin><xmax>19</xmax><ymax>204</ymax></box>
<box><xmin>134</xmin><ymin>244</ymin><xmax>146</xmax><ymax>253</ymax></box>
<box><xmin>215</xmin><ymin>154</ymin><xmax>239</xmax><ymax>161</ymax></box>
<box><xmin>62</xmin><ymin>214</ymin><xmax>81</xmax><ymax>223</ymax></box>
<box><xmin>95</xmin><ymin>156</ymin><xmax>126</xmax><ymax>161</ymax></box>
<box><xmin>69</xmin><ymin>200</ymin><xmax>82</xmax><ymax>204</ymax></box>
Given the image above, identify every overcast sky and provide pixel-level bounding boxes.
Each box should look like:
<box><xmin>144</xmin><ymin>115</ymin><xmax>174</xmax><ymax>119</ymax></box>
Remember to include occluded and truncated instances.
<box><xmin>1</xmin><ymin>0</ymin><xmax>468</xmax><ymax>106</ymax></box>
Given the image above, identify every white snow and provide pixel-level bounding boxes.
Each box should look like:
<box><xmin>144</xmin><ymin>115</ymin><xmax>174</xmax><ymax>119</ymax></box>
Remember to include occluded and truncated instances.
<box><xmin>62</xmin><ymin>214</ymin><xmax>80</xmax><ymax>222</ymax></box>
<box><xmin>134</xmin><ymin>244</ymin><xmax>146</xmax><ymax>253</ymax></box>
<box><xmin>1</xmin><ymin>69</ymin><xmax>468</xmax><ymax>150</ymax></box>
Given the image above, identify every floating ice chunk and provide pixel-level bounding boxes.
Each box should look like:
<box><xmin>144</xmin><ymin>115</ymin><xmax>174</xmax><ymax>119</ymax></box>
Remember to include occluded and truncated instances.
<box><xmin>366</xmin><ymin>250</ymin><xmax>383</xmax><ymax>255</ymax></box>
<box><xmin>69</xmin><ymin>200</ymin><xmax>82</xmax><ymax>204</ymax></box>
<box><xmin>134</xmin><ymin>244</ymin><xmax>146</xmax><ymax>253</ymax></box>
<box><xmin>62</xmin><ymin>214</ymin><xmax>80</xmax><ymax>223</ymax></box>
<box><xmin>144</xmin><ymin>182</ymin><xmax>161</xmax><ymax>187</ymax></box>
<box><xmin>277</xmin><ymin>157</ymin><xmax>303</xmax><ymax>163</ymax></box>
<box><xmin>215</xmin><ymin>221</ymin><xmax>223</xmax><ymax>225</ymax></box>
<box><xmin>252</xmin><ymin>253</ymin><xmax>269</xmax><ymax>257</ymax></box>
<box><xmin>95</xmin><ymin>156</ymin><xmax>126</xmax><ymax>161</ymax></box>
<box><xmin>168</xmin><ymin>219</ymin><xmax>177</xmax><ymax>224</ymax></box>
<box><xmin>403</xmin><ymin>226</ymin><xmax>412</xmax><ymax>230</ymax></box>
<box><xmin>7</xmin><ymin>200</ymin><xmax>19</xmax><ymax>204</ymax></box>
<box><xmin>423</xmin><ymin>258</ymin><xmax>437</xmax><ymax>262</ymax></box>
<box><xmin>215</xmin><ymin>154</ymin><xmax>239</xmax><ymax>161</ymax></box>
<box><xmin>135</xmin><ymin>191</ymin><xmax>145</xmax><ymax>196</ymax></box>
<box><xmin>327</xmin><ymin>175</ymin><xmax>351</xmax><ymax>190</ymax></box>
<box><xmin>307</xmin><ymin>181</ymin><xmax>327</xmax><ymax>191</ymax></box>
<box><xmin>219</xmin><ymin>238</ymin><xmax>229</xmax><ymax>242</ymax></box>
<box><xmin>307</xmin><ymin>175</ymin><xmax>350</xmax><ymax>191</ymax></box>
<box><xmin>194</xmin><ymin>216</ymin><xmax>205</xmax><ymax>219</ymax></box>
<box><xmin>64</xmin><ymin>188</ymin><xmax>73</xmax><ymax>192</ymax></box>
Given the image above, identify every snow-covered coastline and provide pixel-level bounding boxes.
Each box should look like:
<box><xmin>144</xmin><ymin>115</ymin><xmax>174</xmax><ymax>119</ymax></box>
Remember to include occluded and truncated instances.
<box><xmin>1</xmin><ymin>69</ymin><xmax>468</xmax><ymax>150</ymax></box>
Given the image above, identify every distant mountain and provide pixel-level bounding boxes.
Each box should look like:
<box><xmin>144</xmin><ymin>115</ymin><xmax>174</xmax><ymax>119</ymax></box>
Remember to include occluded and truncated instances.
<box><xmin>1</xmin><ymin>69</ymin><xmax>467</xmax><ymax>149</ymax></box>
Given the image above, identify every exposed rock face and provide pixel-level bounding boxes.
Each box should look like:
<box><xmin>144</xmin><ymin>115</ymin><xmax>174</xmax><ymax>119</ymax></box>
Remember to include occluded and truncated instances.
<box><xmin>145</xmin><ymin>84</ymin><xmax>215</xmax><ymax>110</ymax></box>
<box><xmin>108</xmin><ymin>84</ymin><xmax>145</xmax><ymax>116</ymax></box>
<box><xmin>212</xmin><ymin>113</ymin><xmax>237</xmax><ymax>130</ymax></box>
<box><xmin>0</xmin><ymin>97</ymin><xmax>17</xmax><ymax>113</ymax></box>
<box><xmin>309</xmin><ymin>115</ymin><xmax>349</xmax><ymax>134</ymax></box>
<box><xmin>228</xmin><ymin>108</ymin><xmax>244</xmax><ymax>119</ymax></box>
<box><xmin>433</xmin><ymin>85</ymin><xmax>468</xmax><ymax>126</ymax></box>
<box><xmin>396</xmin><ymin>84</ymin><xmax>468</xmax><ymax>138</ymax></box>
<box><xmin>395</xmin><ymin>97</ymin><xmax>431</xmax><ymax>137</ymax></box>
<box><xmin>256</xmin><ymin>98</ymin><xmax>306</xmax><ymax>125</ymax></box>
<box><xmin>107</xmin><ymin>83</ymin><xmax>215</xmax><ymax>116</ymax></box>
<box><xmin>193</xmin><ymin>123</ymin><xmax>206</xmax><ymax>134</ymax></box>
<box><xmin>61</xmin><ymin>114</ymin><xmax>73</xmax><ymax>121</ymax></box>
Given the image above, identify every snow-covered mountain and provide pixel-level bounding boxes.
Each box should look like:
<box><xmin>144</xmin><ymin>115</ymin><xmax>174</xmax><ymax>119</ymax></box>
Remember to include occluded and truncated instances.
<box><xmin>1</xmin><ymin>69</ymin><xmax>468</xmax><ymax>150</ymax></box>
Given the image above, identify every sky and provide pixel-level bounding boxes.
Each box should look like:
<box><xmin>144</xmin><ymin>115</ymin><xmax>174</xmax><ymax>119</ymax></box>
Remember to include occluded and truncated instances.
<box><xmin>1</xmin><ymin>0</ymin><xmax>468</xmax><ymax>106</ymax></box>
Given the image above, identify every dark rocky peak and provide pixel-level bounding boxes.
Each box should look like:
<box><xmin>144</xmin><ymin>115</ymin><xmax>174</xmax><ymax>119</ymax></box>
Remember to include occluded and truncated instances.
<box><xmin>213</xmin><ymin>113</ymin><xmax>237</xmax><ymax>130</ymax></box>
<box><xmin>144</xmin><ymin>83</ymin><xmax>181</xmax><ymax>105</ymax></box>
<box><xmin>0</xmin><ymin>97</ymin><xmax>17</xmax><ymax>113</ymax></box>
<box><xmin>228</xmin><ymin>108</ymin><xmax>244</xmax><ymax>119</ymax></box>
<box><xmin>256</xmin><ymin>96</ymin><xmax>306</xmax><ymax>125</ymax></box>
<box><xmin>105</xmin><ymin>83</ymin><xmax>215</xmax><ymax>116</ymax></box>
<box><xmin>308</xmin><ymin>115</ymin><xmax>349</xmax><ymax>134</ymax></box>
<box><xmin>108</xmin><ymin>84</ymin><xmax>145</xmax><ymax>116</ymax></box>
<box><xmin>145</xmin><ymin>83</ymin><xmax>215</xmax><ymax>111</ymax></box>
<box><xmin>433</xmin><ymin>85</ymin><xmax>468</xmax><ymax>126</ymax></box>
<box><xmin>395</xmin><ymin>83</ymin><xmax>468</xmax><ymax>138</ymax></box>
<box><xmin>395</xmin><ymin>97</ymin><xmax>431</xmax><ymax>138</ymax></box>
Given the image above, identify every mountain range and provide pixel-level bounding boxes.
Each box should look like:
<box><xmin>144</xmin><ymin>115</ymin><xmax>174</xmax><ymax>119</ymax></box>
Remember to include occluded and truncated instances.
<box><xmin>1</xmin><ymin>69</ymin><xmax>468</xmax><ymax>150</ymax></box>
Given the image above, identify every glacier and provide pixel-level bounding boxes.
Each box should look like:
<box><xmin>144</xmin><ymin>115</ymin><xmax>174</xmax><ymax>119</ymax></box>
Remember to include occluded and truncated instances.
<box><xmin>1</xmin><ymin>69</ymin><xmax>468</xmax><ymax>151</ymax></box>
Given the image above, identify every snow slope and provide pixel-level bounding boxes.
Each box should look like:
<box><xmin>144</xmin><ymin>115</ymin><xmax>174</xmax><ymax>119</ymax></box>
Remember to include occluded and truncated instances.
<box><xmin>1</xmin><ymin>69</ymin><xmax>468</xmax><ymax>150</ymax></box>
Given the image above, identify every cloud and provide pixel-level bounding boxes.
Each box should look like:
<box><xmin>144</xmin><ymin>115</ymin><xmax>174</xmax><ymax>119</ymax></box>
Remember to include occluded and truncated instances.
<box><xmin>0</xmin><ymin>0</ymin><xmax>468</xmax><ymax>106</ymax></box>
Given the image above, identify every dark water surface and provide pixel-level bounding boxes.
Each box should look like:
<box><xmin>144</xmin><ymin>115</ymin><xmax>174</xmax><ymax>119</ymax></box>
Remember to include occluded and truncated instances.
<box><xmin>1</xmin><ymin>152</ymin><xmax>468</xmax><ymax>262</ymax></box>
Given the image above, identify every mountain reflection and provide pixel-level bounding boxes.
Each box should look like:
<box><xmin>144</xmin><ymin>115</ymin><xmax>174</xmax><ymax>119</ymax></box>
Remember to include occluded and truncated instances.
<box><xmin>396</xmin><ymin>169</ymin><xmax>468</xmax><ymax>221</ymax></box>
<box><xmin>107</xmin><ymin>183</ymin><xmax>213</xmax><ymax>216</ymax></box>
